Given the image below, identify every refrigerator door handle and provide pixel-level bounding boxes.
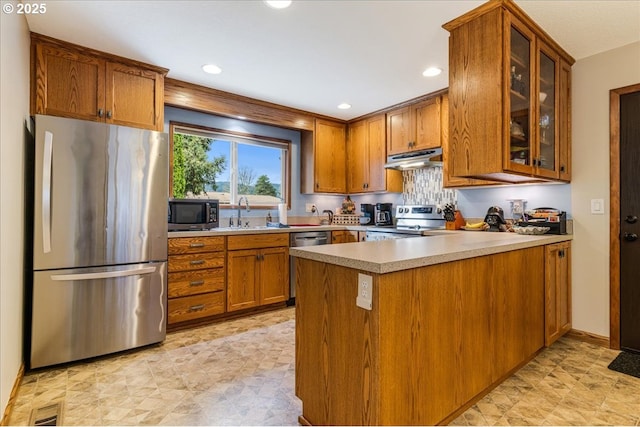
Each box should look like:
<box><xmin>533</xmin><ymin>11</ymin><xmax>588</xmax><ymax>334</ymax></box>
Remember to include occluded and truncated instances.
<box><xmin>50</xmin><ymin>266</ymin><xmax>157</xmax><ymax>281</ymax></box>
<box><xmin>42</xmin><ymin>131</ymin><xmax>53</xmax><ymax>253</ymax></box>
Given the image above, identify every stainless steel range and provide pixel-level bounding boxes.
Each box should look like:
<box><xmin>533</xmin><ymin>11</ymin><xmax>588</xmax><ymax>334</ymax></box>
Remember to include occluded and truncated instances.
<box><xmin>365</xmin><ymin>205</ymin><xmax>445</xmax><ymax>241</ymax></box>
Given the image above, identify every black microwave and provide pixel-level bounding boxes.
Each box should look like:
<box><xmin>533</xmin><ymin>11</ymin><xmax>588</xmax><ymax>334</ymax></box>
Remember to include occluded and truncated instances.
<box><xmin>168</xmin><ymin>199</ymin><xmax>219</xmax><ymax>231</ymax></box>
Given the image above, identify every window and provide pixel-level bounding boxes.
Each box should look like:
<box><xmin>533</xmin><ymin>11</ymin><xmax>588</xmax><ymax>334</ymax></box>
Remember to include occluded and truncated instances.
<box><xmin>170</xmin><ymin>123</ymin><xmax>290</xmax><ymax>208</ymax></box>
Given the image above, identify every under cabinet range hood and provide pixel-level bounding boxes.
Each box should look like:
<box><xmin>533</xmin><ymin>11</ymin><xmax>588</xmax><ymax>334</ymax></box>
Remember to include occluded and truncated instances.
<box><xmin>384</xmin><ymin>148</ymin><xmax>443</xmax><ymax>170</ymax></box>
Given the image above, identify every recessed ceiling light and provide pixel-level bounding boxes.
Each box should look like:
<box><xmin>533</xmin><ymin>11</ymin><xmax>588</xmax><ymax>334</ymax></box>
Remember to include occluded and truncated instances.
<box><xmin>264</xmin><ymin>0</ymin><xmax>292</xmax><ymax>9</ymax></box>
<box><xmin>422</xmin><ymin>67</ymin><xmax>442</xmax><ymax>77</ymax></box>
<box><xmin>202</xmin><ymin>64</ymin><xmax>222</xmax><ymax>75</ymax></box>
<box><xmin>337</xmin><ymin>103</ymin><xmax>351</xmax><ymax>110</ymax></box>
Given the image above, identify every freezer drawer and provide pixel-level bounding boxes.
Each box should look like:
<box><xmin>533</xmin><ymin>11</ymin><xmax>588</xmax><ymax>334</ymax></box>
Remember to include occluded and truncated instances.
<box><xmin>30</xmin><ymin>262</ymin><xmax>167</xmax><ymax>369</ymax></box>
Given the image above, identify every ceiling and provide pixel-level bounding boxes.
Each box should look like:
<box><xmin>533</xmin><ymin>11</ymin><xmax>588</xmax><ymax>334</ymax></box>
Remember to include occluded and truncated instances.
<box><xmin>25</xmin><ymin>1</ymin><xmax>640</xmax><ymax>121</ymax></box>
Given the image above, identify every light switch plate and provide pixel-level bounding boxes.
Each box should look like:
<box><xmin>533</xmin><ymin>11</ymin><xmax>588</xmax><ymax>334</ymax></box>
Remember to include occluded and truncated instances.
<box><xmin>356</xmin><ymin>273</ymin><xmax>372</xmax><ymax>310</ymax></box>
<box><xmin>591</xmin><ymin>199</ymin><xmax>605</xmax><ymax>215</ymax></box>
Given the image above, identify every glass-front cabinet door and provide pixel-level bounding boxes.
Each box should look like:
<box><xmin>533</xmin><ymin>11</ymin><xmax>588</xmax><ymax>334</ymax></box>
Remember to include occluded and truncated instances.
<box><xmin>505</xmin><ymin>18</ymin><xmax>535</xmax><ymax>175</ymax></box>
<box><xmin>536</xmin><ymin>41</ymin><xmax>560</xmax><ymax>179</ymax></box>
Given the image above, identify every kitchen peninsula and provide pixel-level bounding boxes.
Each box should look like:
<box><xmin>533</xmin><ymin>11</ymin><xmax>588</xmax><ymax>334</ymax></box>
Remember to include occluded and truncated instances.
<box><xmin>290</xmin><ymin>232</ymin><xmax>572</xmax><ymax>426</ymax></box>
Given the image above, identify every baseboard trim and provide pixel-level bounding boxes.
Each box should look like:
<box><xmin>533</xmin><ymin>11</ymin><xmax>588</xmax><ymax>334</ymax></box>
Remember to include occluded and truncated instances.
<box><xmin>565</xmin><ymin>329</ymin><xmax>611</xmax><ymax>348</ymax></box>
<box><xmin>1</xmin><ymin>362</ymin><xmax>24</xmax><ymax>426</ymax></box>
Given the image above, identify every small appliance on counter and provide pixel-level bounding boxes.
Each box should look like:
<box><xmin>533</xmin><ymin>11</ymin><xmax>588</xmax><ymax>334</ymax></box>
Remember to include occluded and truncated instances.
<box><xmin>168</xmin><ymin>198</ymin><xmax>219</xmax><ymax>231</ymax></box>
<box><xmin>375</xmin><ymin>203</ymin><xmax>393</xmax><ymax>226</ymax></box>
<box><xmin>360</xmin><ymin>203</ymin><xmax>374</xmax><ymax>225</ymax></box>
<box><xmin>484</xmin><ymin>206</ymin><xmax>507</xmax><ymax>232</ymax></box>
<box><xmin>520</xmin><ymin>208</ymin><xmax>567</xmax><ymax>234</ymax></box>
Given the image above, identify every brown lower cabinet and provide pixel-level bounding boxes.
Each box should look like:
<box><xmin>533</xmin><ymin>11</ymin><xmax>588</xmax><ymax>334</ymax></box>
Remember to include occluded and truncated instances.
<box><xmin>545</xmin><ymin>241</ymin><xmax>572</xmax><ymax>346</ymax></box>
<box><xmin>227</xmin><ymin>234</ymin><xmax>289</xmax><ymax>312</ymax></box>
<box><xmin>331</xmin><ymin>230</ymin><xmax>360</xmax><ymax>243</ymax></box>
<box><xmin>167</xmin><ymin>236</ymin><xmax>226</xmax><ymax>325</ymax></box>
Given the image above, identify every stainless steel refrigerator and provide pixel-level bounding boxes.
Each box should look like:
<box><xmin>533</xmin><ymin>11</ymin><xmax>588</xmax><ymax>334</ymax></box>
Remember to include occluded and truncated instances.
<box><xmin>29</xmin><ymin>115</ymin><xmax>169</xmax><ymax>369</ymax></box>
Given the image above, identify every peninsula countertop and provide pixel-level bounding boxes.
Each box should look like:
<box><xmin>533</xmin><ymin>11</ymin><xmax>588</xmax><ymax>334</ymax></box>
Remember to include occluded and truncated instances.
<box><xmin>289</xmin><ymin>231</ymin><xmax>572</xmax><ymax>274</ymax></box>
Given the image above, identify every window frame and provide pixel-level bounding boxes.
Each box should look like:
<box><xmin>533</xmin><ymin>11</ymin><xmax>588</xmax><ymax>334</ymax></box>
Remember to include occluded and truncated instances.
<box><xmin>169</xmin><ymin>121</ymin><xmax>291</xmax><ymax>209</ymax></box>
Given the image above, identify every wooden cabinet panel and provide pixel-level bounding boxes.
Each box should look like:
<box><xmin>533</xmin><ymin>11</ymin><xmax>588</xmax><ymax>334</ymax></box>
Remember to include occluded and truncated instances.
<box><xmin>227</xmin><ymin>249</ymin><xmax>260</xmax><ymax>312</ymax></box>
<box><xmin>413</xmin><ymin>97</ymin><xmax>442</xmax><ymax>151</ymax></box>
<box><xmin>441</xmin><ymin>93</ymin><xmax>498</xmax><ymax>188</ymax></box>
<box><xmin>168</xmin><ymin>236</ymin><xmax>225</xmax><ymax>255</ymax></box>
<box><xmin>31</xmin><ymin>33</ymin><xmax>167</xmax><ymax>131</ymax></box>
<box><xmin>545</xmin><ymin>241</ymin><xmax>571</xmax><ymax>346</ymax></box>
<box><xmin>260</xmin><ymin>247</ymin><xmax>289</xmax><ymax>305</ymax></box>
<box><xmin>106</xmin><ymin>62</ymin><xmax>164</xmax><ymax>130</ymax></box>
<box><xmin>386</xmin><ymin>107</ymin><xmax>411</xmax><ymax>155</ymax></box>
<box><xmin>387</xmin><ymin>97</ymin><xmax>442</xmax><ymax>156</ymax></box>
<box><xmin>347</xmin><ymin>114</ymin><xmax>401</xmax><ymax>194</ymax></box>
<box><xmin>34</xmin><ymin>43</ymin><xmax>105</xmax><ymax>121</ymax></box>
<box><xmin>331</xmin><ymin>230</ymin><xmax>358</xmax><ymax>244</ymax></box>
<box><xmin>367</xmin><ymin>115</ymin><xmax>396</xmax><ymax>192</ymax></box>
<box><xmin>168</xmin><ymin>252</ymin><xmax>224</xmax><ymax>273</ymax></box>
<box><xmin>227</xmin><ymin>233</ymin><xmax>288</xmax><ymax>251</ymax></box>
<box><xmin>168</xmin><ymin>268</ymin><xmax>225</xmax><ymax>298</ymax></box>
<box><xmin>168</xmin><ymin>292</ymin><xmax>225</xmax><ymax>324</ymax></box>
<box><xmin>347</xmin><ymin>119</ymin><xmax>368</xmax><ymax>193</ymax></box>
<box><xmin>227</xmin><ymin>236</ymin><xmax>289</xmax><ymax>312</ymax></box>
<box><xmin>301</xmin><ymin>119</ymin><xmax>347</xmax><ymax>193</ymax></box>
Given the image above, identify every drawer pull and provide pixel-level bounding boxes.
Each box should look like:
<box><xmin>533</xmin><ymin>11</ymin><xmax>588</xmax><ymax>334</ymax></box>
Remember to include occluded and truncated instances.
<box><xmin>188</xmin><ymin>304</ymin><xmax>205</xmax><ymax>312</ymax></box>
<box><xmin>189</xmin><ymin>243</ymin><xmax>205</xmax><ymax>248</ymax></box>
<box><xmin>190</xmin><ymin>260</ymin><xmax>205</xmax><ymax>265</ymax></box>
<box><xmin>189</xmin><ymin>280</ymin><xmax>205</xmax><ymax>287</ymax></box>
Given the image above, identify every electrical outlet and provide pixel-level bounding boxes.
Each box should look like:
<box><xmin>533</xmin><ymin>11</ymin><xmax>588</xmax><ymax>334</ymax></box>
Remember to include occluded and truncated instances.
<box><xmin>356</xmin><ymin>273</ymin><xmax>372</xmax><ymax>310</ymax></box>
<box><xmin>305</xmin><ymin>203</ymin><xmax>317</xmax><ymax>213</ymax></box>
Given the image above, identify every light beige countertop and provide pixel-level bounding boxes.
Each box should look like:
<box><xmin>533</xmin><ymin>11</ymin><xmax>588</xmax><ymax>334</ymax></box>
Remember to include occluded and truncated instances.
<box><xmin>289</xmin><ymin>231</ymin><xmax>572</xmax><ymax>274</ymax></box>
<box><xmin>168</xmin><ymin>224</ymin><xmax>366</xmax><ymax>238</ymax></box>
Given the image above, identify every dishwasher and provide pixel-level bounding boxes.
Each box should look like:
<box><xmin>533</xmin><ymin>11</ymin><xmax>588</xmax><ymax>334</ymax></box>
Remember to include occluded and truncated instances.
<box><xmin>288</xmin><ymin>230</ymin><xmax>331</xmax><ymax>305</ymax></box>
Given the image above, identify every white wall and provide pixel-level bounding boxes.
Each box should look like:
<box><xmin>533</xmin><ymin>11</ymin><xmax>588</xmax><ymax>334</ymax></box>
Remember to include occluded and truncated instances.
<box><xmin>571</xmin><ymin>41</ymin><xmax>640</xmax><ymax>337</ymax></box>
<box><xmin>0</xmin><ymin>11</ymin><xmax>31</xmax><ymax>417</ymax></box>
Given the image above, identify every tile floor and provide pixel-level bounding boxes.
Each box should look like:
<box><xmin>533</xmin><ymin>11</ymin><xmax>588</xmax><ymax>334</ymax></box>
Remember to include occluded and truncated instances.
<box><xmin>8</xmin><ymin>307</ymin><xmax>640</xmax><ymax>426</ymax></box>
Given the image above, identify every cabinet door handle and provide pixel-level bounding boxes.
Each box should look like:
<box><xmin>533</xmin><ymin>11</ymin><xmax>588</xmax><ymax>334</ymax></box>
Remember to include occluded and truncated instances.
<box><xmin>190</xmin><ymin>260</ymin><xmax>205</xmax><ymax>265</ymax></box>
<box><xmin>106</xmin><ymin>110</ymin><xmax>113</xmax><ymax>119</ymax></box>
<box><xmin>560</xmin><ymin>165</ymin><xmax>566</xmax><ymax>173</ymax></box>
<box><xmin>98</xmin><ymin>109</ymin><xmax>104</xmax><ymax>118</ymax></box>
<box><xmin>625</xmin><ymin>215</ymin><xmax>638</xmax><ymax>224</ymax></box>
<box><xmin>189</xmin><ymin>280</ymin><xmax>205</xmax><ymax>287</ymax></box>
<box><xmin>189</xmin><ymin>243</ymin><xmax>205</xmax><ymax>248</ymax></box>
<box><xmin>623</xmin><ymin>232</ymin><xmax>638</xmax><ymax>242</ymax></box>
<box><xmin>188</xmin><ymin>304</ymin><xmax>205</xmax><ymax>312</ymax></box>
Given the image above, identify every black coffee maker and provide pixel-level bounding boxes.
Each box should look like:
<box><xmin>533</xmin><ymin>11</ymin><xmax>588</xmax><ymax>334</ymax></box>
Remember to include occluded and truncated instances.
<box><xmin>360</xmin><ymin>204</ymin><xmax>374</xmax><ymax>226</ymax></box>
<box><xmin>484</xmin><ymin>206</ymin><xmax>507</xmax><ymax>232</ymax></box>
<box><xmin>375</xmin><ymin>203</ymin><xmax>393</xmax><ymax>226</ymax></box>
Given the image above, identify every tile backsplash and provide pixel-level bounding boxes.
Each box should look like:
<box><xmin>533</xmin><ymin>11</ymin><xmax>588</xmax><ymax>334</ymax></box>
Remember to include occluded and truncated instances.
<box><xmin>403</xmin><ymin>167</ymin><xmax>456</xmax><ymax>207</ymax></box>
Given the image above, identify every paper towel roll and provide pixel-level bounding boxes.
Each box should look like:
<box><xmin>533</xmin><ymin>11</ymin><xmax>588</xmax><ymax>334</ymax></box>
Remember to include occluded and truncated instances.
<box><xmin>278</xmin><ymin>203</ymin><xmax>287</xmax><ymax>225</ymax></box>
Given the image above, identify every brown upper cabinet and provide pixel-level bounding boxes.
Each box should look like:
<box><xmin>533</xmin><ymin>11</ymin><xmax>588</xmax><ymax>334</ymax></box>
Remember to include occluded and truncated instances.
<box><xmin>31</xmin><ymin>33</ymin><xmax>167</xmax><ymax>131</ymax></box>
<box><xmin>443</xmin><ymin>0</ymin><xmax>574</xmax><ymax>183</ymax></box>
<box><xmin>387</xmin><ymin>96</ymin><xmax>442</xmax><ymax>155</ymax></box>
<box><xmin>301</xmin><ymin>119</ymin><xmax>347</xmax><ymax>193</ymax></box>
<box><xmin>347</xmin><ymin>114</ymin><xmax>402</xmax><ymax>193</ymax></box>
<box><xmin>440</xmin><ymin>93</ymin><xmax>498</xmax><ymax>188</ymax></box>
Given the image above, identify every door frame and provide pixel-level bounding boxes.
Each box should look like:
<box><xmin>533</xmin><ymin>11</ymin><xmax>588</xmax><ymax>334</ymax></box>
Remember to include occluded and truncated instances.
<box><xmin>609</xmin><ymin>83</ymin><xmax>640</xmax><ymax>350</ymax></box>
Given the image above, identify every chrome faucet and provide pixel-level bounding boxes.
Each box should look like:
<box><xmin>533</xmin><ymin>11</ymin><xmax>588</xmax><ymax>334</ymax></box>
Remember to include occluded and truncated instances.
<box><xmin>237</xmin><ymin>196</ymin><xmax>250</xmax><ymax>226</ymax></box>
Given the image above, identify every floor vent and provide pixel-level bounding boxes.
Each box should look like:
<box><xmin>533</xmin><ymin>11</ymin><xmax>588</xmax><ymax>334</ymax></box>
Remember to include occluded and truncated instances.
<box><xmin>29</xmin><ymin>402</ymin><xmax>63</xmax><ymax>426</ymax></box>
